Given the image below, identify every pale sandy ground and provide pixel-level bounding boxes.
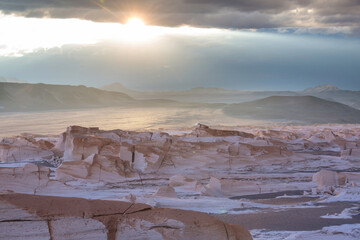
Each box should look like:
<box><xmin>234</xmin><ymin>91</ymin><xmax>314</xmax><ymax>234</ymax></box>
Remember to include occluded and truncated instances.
<box><xmin>215</xmin><ymin>201</ymin><xmax>359</xmax><ymax>230</ymax></box>
<box><xmin>215</xmin><ymin>193</ymin><xmax>360</xmax><ymax>239</ymax></box>
<box><xmin>0</xmin><ymin>106</ymin><xmax>283</xmax><ymax>136</ymax></box>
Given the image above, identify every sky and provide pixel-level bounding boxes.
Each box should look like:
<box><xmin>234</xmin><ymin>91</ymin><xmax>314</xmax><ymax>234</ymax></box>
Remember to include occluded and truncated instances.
<box><xmin>0</xmin><ymin>0</ymin><xmax>359</xmax><ymax>91</ymax></box>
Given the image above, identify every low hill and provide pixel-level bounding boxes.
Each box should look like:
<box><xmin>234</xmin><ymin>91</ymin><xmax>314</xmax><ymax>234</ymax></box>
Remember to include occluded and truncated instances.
<box><xmin>302</xmin><ymin>85</ymin><xmax>360</xmax><ymax>109</ymax></box>
<box><xmin>0</xmin><ymin>82</ymin><xmax>212</xmax><ymax>112</ymax></box>
<box><xmin>100</xmin><ymin>82</ymin><xmax>300</xmax><ymax>103</ymax></box>
<box><xmin>0</xmin><ymin>82</ymin><xmax>137</xmax><ymax>112</ymax></box>
<box><xmin>101</xmin><ymin>83</ymin><xmax>360</xmax><ymax>109</ymax></box>
<box><xmin>223</xmin><ymin>96</ymin><xmax>360</xmax><ymax>124</ymax></box>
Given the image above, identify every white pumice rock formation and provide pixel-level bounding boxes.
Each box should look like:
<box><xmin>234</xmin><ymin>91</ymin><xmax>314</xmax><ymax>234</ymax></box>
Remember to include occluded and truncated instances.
<box><xmin>2</xmin><ymin>124</ymin><xmax>360</xmax><ymax>239</ymax></box>
<box><xmin>155</xmin><ymin>186</ymin><xmax>179</xmax><ymax>198</ymax></box>
<box><xmin>313</xmin><ymin>170</ymin><xmax>347</xmax><ymax>187</ymax></box>
<box><xmin>55</xmin><ymin>153</ymin><xmax>137</xmax><ymax>182</ymax></box>
<box><xmin>0</xmin><ymin>137</ymin><xmax>54</xmax><ymax>162</ymax></box>
<box><xmin>0</xmin><ymin>163</ymin><xmax>51</xmax><ymax>193</ymax></box>
<box><xmin>341</xmin><ymin>148</ymin><xmax>360</xmax><ymax>160</ymax></box>
<box><xmin>169</xmin><ymin>174</ymin><xmax>203</xmax><ymax>192</ymax></box>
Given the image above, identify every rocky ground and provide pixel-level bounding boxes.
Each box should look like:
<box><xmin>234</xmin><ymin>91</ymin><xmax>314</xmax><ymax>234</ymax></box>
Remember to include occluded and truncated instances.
<box><xmin>1</xmin><ymin>124</ymin><xmax>360</xmax><ymax>239</ymax></box>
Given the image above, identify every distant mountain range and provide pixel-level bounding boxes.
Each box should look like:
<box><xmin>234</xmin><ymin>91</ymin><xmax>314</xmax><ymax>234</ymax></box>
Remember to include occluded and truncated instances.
<box><xmin>1</xmin><ymin>81</ymin><xmax>360</xmax><ymax>124</ymax></box>
<box><xmin>101</xmin><ymin>83</ymin><xmax>360</xmax><ymax>109</ymax></box>
<box><xmin>303</xmin><ymin>84</ymin><xmax>341</xmax><ymax>93</ymax></box>
<box><xmin>224</xmin><ymin>96</ymin><xmax>360</xmax><ymax>124</ymax></box>
<box><xmin>100</xmin><ymin>82</ymin><xmax>301</xmax><ymax>104</ymax></box>
<box><xmin>0</xmin><ymin>82</ymin><xmax>133</xmax><ymax>111</ymax></box>
<box><xmin>0</xmin><ymin>82</ymin><xmax>190</xmax><ymax>112</ymax></box>
<box><xmin>301</xmin><ymin>85</ymin><xmax>360</xmax><ymax>109</ymax></box>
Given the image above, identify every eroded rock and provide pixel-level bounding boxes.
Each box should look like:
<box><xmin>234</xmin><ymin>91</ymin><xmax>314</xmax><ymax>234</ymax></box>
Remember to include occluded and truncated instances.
<box><xmin>313</xmin><ymin>170</ymin><xmax>347</xmax><ymax>187</ymax></box>
<box><xmin>0</xmin><ymin>193</ymin><xmax>252</xmax><ymax>240</ymax></box>
<box><xmin>0</xmin><ymin>163</ymin><xmax>51</xmax><ymax>193</ymax></box>
<box><xmin>55</xmin><ymin>154</ymin><xmax>137</xmax><ymax>182</ymax></box>
<box><xmin>341</xmin><ymin>148</ymin><xmax>360</xmax><ymax>160</ymax></box>
<box><xmin>155</xmin><ymin>186</ymin><xmax>178</xmax><ymax>198</ymax></box>
<box><xmin>201</xmin><ymin>177</ymin><xmax>261</xmax><ymax>197</ymax></box>
<box><xmin>0</xmin><ymin>137</ymin><xmax>53</xmax><ymax>163</ymax></box>
<box><xmin>169</xmin><ymin>174</ymin><xmax>203</xmax><ymax>192</ymax></box>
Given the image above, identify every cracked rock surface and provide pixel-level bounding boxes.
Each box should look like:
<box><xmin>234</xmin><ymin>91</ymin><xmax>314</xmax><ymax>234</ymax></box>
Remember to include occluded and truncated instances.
<box><xmin>0</xmin><ymin>193</ymin><xmax>252</xmax><ymax>240</ymax></box>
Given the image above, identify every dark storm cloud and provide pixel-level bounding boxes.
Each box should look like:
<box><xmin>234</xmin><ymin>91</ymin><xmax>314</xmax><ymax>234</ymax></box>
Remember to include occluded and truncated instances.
<box><xmin>0</xmin><ymin>0</ymin><xmax>359</xmax><ymax>34</ymax></box>
<box><xmin>184</xmin><ymin>0</ymin><xmax>312</xmax><ymax>13</ymax></box>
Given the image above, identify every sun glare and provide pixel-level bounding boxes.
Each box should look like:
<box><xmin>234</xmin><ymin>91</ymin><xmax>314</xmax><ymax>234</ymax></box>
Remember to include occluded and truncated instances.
<box><xmin>126</xmin><ymin>18</ymin><xmax>145</xmax><ymax>28</ymax></box>
<box><xmin>0</xmin><ymin>13</ymin><xmax>225</xmax><ymax>56</ymax></box>
<box><xmin>121</xmin><ymin>17</ymin><xmax>152</xmax><ymax>42</ymax></box>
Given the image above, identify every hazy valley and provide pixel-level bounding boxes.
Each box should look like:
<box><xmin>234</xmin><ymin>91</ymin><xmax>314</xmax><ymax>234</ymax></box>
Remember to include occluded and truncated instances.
<box><xmin>1</xmin><ymin>81</ymin><xmax>360</xmax><ymax>239</ymax></box>
<box><xmin>1</xmin><ymin>82</ymin><xmax>360</xmax><ymax>138</ymax></box>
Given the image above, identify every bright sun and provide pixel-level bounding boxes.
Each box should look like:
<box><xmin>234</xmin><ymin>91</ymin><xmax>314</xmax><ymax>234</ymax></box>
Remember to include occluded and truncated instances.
<box><xmin>126</xmin><ymin>18</ymin><xmax>145</xmax><ymax>28</ymax></box>
<box><xmin>121</xmin><ymin>17</ymin><xmax>150</xmax><ymax>42</ymax></box>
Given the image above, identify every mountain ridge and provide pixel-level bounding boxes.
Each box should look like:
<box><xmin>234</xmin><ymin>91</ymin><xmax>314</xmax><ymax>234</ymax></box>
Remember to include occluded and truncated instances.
<box><xmin>2</xmin><ymin>82</ymin><xmax>360</xmax><ymax>124</ymax></box>
<box><xmin>100</xmin><ymin>82</ymin><xmax>360</xmax><ymax>108</ymax></box>
<box><xmin>303</xmin><ymin>84</ymin><xmax>341</xmax><ymax>93</ymax></box>
<box><xmin>224</xmin><ymin>95</ymin><xmax>360</xmax><ymax>124</ymax></box>
<box><xmin>0</xmin><ymin>82</ymin><xmax>135</xmax><ymax>112</ymax></box>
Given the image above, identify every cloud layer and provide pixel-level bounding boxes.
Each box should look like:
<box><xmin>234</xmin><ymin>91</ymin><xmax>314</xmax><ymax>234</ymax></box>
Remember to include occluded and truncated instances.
<box><xmin>0</xmin><ymin>0</ymin><xmax>359</xmax><ymax>34</ymax></box>
<box><xmin>1</xmin><ymin>31</ymin><xmax>359</xmax><ymax>91</ymax></box>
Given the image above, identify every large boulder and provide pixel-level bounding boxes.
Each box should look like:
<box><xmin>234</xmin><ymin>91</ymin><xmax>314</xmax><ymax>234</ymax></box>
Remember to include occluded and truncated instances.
<box><xmin>201</xmin><ymin>177</ymin><xmax>261</xmax><ymax>197</ymax></box>
<box><xmin>132</xmin><ymin>143</ymin><xmax>170</xmax><ymax>173</ymax></box>
<box><xmin>255</xmin><ymin>130</ymin><xmax>298</xmax><ymax>140</ymax></box>
<box><xmin>312</xmin><ymin>170</ymin><xmax>347</xmax><ymax>187</ymax></box>
<box><xmin>323</xmin><ymin>129</ymin><xmax>338</xmax><ymax>141</ymax></box>
<box><xmin>64</xmin><ymin>134</ymin><xmax>119</xmax><ymax>162</ymax></box>
<box><xmin>343</xmin><ymin>173</ymin><xmax>360</xmax><ymax>183</ymax></box>
<box><xmin>191</xmin><ymin>123</ymin><xmax>254</xmax><ymax>138</ymax></box>
<box><xmin>0</xmin><ymin>163</ymin><xmax>51</xmax><ymax>193</ymax></box>
<box><xmin>55</xmin><ymin>154</ymin><xmax>137</xmax><ymax>182</ymax></box>
<box><xmin>0</xmin><ymin>137</ymin><xmax>53</xmax><ymax>163</ymax></box>
<box><xmin>155</xmin><ymin>186</ymin><xmax>178</xmax><ymax>198</ymax></box>
<box><xmin>57</xmin><ymin>126</ymin><xmax>173</xmax><ymax>174</ymax></box>
<box><xmin>56</xmin><ymin>126</ymin><xmax>115</xmax><ymax>162</ymax></box>
<box><xmin>307</xmin><ymin>130</ymin><xmax>339</xmax><ymax>143</ymax></box>
<box><xmin>341</xmin><ymin>148</ymin><xmax>360</xmax><ymax>160</ymax></box>
<box><xmin>201</xmin><ymin>177</ymin><xmax>223</xmax><ymax>197</ymax></box>
<box><xmin>169</xmin><ymin>174</ymin><xmax>203</xmax><ymax>192</ymax></box>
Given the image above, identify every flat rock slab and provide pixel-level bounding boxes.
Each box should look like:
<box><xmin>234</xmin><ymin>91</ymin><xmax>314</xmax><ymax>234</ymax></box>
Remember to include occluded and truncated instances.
<box><xmin>0</xmin><ymin>193</ymin><xmax>252</xmax><ymax>240</ymax></box>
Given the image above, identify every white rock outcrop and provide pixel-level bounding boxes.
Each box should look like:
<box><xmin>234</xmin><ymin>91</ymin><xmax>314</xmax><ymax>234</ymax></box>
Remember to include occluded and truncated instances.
<box><xmin>155</xmin><ymin>186</ymin><xmax>178</xmax><ymax>198</ymax></box>
<box><xmin>0</xmin><ymin>163</ymin><xmax>51</xmax><ymax>193</ymax></box>
<box><xmin>55</xmin><ymin>154</ymin><xmax>136</xmax><ymax>182</ymax></box>
<box><xmin>313</xmin><ymin>170</ymin><xmax>347</xmax><ymax>187</ymax></box>
<box><xmin>0</xmin><ymin>137</ymin><xmax>53</xmax><ymax>163</ymax></box>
